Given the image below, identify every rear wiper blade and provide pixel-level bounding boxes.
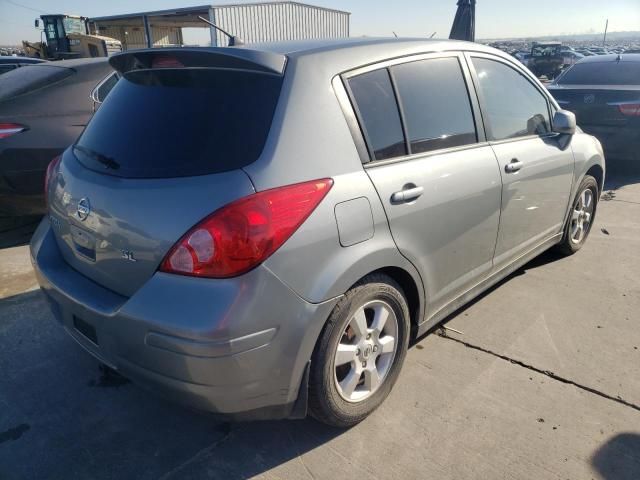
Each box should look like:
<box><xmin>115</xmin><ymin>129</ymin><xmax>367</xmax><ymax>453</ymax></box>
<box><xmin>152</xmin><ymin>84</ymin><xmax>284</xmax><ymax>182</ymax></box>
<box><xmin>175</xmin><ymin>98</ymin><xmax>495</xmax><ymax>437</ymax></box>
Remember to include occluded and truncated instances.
<box><xmin>73</xmin><ymin>144</ymin><xmax>120</xmax><ymax>170</ymax></box>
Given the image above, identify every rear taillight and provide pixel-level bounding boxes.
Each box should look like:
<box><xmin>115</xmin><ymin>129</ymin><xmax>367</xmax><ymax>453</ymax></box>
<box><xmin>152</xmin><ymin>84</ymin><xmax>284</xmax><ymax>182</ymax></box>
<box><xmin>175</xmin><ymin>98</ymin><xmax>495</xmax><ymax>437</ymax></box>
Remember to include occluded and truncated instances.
<box><xmin>44</xmin><ymin>155</ymin><xmax>62</xmax><ymax>208</ymax></box>
<box><xmin>160</xmin><ymin>178</ymin><xmax>333</xmax><ymax>278</ymax></box>
<box><xmin>616</xmin><ymin>103</ymin><xmax>640</xmax><ymax>117</ymax></box>
<box><xmin>0</xmin><ymin>123</ymin><xmax>27</xmax><ymax>139</ymax></box>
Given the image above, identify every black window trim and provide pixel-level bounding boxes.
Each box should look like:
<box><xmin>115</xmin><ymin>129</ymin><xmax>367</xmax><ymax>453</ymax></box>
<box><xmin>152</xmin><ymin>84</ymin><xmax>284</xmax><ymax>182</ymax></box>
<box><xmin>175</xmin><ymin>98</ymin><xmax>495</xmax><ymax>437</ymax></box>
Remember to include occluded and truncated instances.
<box><xmin>337</xmin><ymin>51</ymin><xmax>487</xmax><ymax>166</ymax></box>
<box><xmin>464</xmin><ymin>52</ymin><xmax>558</xmax><ymax>145</ymax></box>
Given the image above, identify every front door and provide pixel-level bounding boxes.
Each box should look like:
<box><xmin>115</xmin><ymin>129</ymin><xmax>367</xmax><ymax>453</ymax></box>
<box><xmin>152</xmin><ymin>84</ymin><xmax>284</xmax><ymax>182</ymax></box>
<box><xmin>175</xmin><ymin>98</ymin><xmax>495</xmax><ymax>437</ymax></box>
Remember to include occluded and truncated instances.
<box><xmin>469</xmin><ymin>55</ymin><xmax>574</xmax><ymax>268</ymax></box>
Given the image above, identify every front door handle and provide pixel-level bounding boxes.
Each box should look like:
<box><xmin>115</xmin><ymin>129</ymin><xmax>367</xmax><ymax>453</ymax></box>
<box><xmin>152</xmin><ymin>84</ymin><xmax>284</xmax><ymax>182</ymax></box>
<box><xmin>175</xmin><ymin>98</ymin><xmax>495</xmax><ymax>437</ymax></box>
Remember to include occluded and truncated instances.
<box><xmin>391</xmin><ymin>186</ymin><xmax>424</xmax><ymax>203</ymax></box>
<box><xmin>505</xmin><ymin>159</ymin><xmax>524</xmax><ymax>173</ymax></box>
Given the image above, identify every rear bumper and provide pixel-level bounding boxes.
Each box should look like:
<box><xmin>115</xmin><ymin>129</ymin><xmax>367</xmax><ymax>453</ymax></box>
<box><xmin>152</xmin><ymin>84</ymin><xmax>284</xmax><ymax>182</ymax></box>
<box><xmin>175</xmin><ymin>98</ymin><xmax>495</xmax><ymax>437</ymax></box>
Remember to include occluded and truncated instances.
<box><xmin>30</xmin><ymin>218</ymin><xmax>339</xmax><ymax>419</ymax></box>
<box><xmin>581</xmin><ymin>124</ymin><xmax>640</xmax><ymax>163</ymax></box>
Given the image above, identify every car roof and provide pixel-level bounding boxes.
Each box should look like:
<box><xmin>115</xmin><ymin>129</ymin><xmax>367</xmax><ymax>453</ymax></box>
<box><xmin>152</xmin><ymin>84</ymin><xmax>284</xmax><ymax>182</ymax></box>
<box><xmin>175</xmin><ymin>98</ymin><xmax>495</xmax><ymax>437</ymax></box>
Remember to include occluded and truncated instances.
<box><xmin>0</xmin><ymin>56</ymin><xmax>46</xmax><ymax>64</ymax></box>
<box><xmin>576</xmin><ymin>54</ymin><xmax>640</xmax><ymax>64</ymax></box>
<box><xmin>112</xmin><ymin>38</ymin><xmax>507</xmax><ymax>77</ymax></box>
<box><xmin>245</xmin><ymin>37</ymin><xmax>490</xmax><ymax>58</ymax></box>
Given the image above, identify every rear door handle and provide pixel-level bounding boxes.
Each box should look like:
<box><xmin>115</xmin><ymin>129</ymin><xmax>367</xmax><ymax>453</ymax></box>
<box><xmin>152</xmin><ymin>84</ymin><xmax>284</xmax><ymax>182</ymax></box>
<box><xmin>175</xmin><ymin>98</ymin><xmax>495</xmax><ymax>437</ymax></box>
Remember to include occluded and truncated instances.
<box><xmin>505</xmin><ymin>159</ymin><xmax>523</xmax><ymax>173</ymax></box>
<box><xmin>391</xmin><ymin>186</ymin><xmax>424</xmax><ymax>203</ymax></box>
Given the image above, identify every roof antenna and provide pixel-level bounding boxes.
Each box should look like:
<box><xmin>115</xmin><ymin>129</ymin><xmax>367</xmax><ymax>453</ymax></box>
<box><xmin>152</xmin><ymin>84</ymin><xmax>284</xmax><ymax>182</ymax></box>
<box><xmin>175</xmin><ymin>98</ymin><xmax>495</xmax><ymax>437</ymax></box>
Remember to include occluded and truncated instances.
<box><xmin>198</xmin><ymin>16</ymin><xmax>244</xmax><ymax>46</ymax></box>
<box><xmin>392</xmin><ymin>31</ymin><xmax>398</xmax><ymax>38</ymax></box>
<box><xmin>429</xmin><ymin>31</ymin><xmax>437</xmax><ymax>38</ymax></box>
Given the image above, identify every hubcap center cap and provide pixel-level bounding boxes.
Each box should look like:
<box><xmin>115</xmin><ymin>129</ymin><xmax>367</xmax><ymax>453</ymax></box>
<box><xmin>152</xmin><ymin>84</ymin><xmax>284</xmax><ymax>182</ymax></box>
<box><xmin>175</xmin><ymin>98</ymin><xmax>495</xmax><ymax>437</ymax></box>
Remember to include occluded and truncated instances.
<box><xmin>362</xmin><ymin>344</ymin><xmax>372</xmax><ymax>360</ymax></box>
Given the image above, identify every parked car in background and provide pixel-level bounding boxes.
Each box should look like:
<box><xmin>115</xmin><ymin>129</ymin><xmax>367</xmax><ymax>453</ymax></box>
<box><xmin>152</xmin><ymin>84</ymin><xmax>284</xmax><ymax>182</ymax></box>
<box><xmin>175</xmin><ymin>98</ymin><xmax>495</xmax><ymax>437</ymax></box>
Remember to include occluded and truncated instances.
<box><xmin>529</xmin><ymin>41</ymin><xmax>565</xmax><ymax>79</ymax></box>
<box><xmin>548</xmin><ymin>54</ymin><xmax>640</xmax><ymax>167</ymax></box>
<box><xmin>0</xmin><ymin>56</ymin><xmax>46</xmax><ymax>76</ymax></box>
<box><xmin>0</xmin><ymin>58</ymin><xmax>114</xmax><ymax>225</ymax></box>
<box><xmin>31</xmin><ymin>39</ymin><xmax>604</xmax><ymax>427</ymax></box>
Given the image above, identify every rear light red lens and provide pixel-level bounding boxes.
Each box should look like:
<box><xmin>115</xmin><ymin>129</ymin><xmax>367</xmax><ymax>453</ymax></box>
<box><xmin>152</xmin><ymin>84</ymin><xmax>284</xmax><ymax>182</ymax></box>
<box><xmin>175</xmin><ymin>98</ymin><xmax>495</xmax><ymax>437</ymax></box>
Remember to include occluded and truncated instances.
<box><xmin>617</xmin><ymin>103</ymin><xmax>640</xmax><ymax>116</ymax></box>
<box><xmin>0</xmin><ymin>123</ymin><xmax>27</xmax><ymax>139</ymax></box>
<box><xmin>44</xmin><ymin>155</ymin><xmax>62</xmax><ymax>208</ymax></box>
<box><xmin>160</xmin><ymin>178</ymin><xmax>333</xmax><ymax>278</ymax></box>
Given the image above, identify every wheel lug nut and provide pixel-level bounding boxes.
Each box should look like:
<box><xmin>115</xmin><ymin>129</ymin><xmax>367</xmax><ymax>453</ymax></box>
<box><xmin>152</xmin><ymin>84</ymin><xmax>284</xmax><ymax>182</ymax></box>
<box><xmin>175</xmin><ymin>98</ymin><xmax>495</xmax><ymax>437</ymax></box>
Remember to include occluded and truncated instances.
<box><xmin>366</xmin><ymin>334</ymin><xmax>371</xmax><ymax>340</ymax></box>
<box><xmin>356</xmin><ymin>348</ymin><xmax>360</xmax><ymax>356</ymax></box>
<box><xmin>373</xmin><ymin>345</ymin><xmax>378</xmax><ymax>352</ymax></box>
<box><xmin>362</xmin><ymin>361</ymin><xmax>367</xmax><ymax>368</ymax></box>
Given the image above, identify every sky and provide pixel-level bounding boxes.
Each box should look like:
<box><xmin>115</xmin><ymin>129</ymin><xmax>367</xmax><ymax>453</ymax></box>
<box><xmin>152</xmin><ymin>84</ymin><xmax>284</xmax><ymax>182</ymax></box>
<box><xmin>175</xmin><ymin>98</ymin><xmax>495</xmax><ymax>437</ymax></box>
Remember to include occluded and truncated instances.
<box><xmin>1</xmin><ymin>0</ymin><xmax>639</xmax><ymax>45</ymax></box>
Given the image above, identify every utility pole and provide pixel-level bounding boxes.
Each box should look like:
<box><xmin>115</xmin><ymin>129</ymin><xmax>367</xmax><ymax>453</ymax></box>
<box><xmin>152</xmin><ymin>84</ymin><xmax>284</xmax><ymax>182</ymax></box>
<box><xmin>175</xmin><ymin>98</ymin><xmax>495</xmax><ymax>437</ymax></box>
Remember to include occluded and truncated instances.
<box><xmin>603</xmin><ymin>19</ymin><xmax>608</xmax><ymax>47</ymax></box>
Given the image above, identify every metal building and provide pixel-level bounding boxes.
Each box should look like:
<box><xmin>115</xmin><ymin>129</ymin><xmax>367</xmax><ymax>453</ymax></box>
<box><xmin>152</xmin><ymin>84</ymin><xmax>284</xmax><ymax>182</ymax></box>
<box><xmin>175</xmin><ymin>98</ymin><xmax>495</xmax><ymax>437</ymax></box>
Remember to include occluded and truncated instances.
<box><xmin>89</xmin><ymin>2</ymin><xmax>350</xmax><ymax>50</ymax></box>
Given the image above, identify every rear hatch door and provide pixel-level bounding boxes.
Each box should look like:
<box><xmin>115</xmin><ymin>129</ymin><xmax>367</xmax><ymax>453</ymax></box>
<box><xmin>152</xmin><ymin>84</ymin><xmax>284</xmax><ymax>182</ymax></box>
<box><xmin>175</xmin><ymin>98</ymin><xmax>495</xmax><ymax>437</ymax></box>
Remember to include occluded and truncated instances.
<box><xmin>47</xmin><ymin>48</ymin><xmax>286</xmax><ymax>297</ymax></box>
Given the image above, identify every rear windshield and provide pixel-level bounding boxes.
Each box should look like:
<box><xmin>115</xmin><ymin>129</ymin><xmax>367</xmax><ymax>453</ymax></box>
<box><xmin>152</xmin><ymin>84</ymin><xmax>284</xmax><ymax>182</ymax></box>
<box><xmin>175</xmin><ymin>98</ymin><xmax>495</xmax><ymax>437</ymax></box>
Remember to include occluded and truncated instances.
<box><xmin>0</xmin><ymin>65</ymin><xmax>73</xmax><ymax>101</ymax></box>
<box><xmin>557</xmin><ymin>61</ymin><xmax>640</xmax><ymax>85</ymax></box>
<box><xmin>74</xmin><ymin>68</ymin><xmax>283</xmax><ymax>178</ymax></box>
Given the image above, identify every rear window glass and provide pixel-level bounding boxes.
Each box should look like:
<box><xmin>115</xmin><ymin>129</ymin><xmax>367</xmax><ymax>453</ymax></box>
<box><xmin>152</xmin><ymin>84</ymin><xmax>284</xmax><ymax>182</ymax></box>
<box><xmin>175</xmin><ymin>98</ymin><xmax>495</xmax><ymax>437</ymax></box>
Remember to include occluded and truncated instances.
<box><xmin>75</xmin><ymin>68</ymin><xmax>283</xmax><ymax>178</ymax></box>
<box><xmin>557</xmin><ymin>62</ymin><xmax>640</xmax><ymax>85</ymax></box>
<box><xmin>348</xmin><ymin>69</ymin><xmax>407</xmax><ymax>161</ymax></box>
<box><xmin>0</xmin><ymin>65</ymin><xmax>73</xmax><ymax>101</ymax></box>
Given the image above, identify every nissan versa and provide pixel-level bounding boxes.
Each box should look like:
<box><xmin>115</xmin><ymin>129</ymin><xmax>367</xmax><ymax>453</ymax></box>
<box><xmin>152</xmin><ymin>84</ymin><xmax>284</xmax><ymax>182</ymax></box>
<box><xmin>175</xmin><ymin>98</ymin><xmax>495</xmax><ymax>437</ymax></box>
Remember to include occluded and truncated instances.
<box><xmin>31</xmin><ymin>38</ymin><xmax>605</xmax><ymax>427</ymax></box>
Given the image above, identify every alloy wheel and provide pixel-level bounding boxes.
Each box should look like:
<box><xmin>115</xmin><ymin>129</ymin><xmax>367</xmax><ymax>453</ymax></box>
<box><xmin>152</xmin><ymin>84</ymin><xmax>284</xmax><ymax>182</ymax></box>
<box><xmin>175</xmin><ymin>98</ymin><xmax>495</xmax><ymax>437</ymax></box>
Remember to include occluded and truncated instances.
<box><xmin>333</xmin><ymin>300</ymin><xmax>399</xmax><ymax>403</ymax></box>
<box><xmin>570</xmin><ymin>188</ymin><xmax>594</xmax><ymax>244</ymax></box>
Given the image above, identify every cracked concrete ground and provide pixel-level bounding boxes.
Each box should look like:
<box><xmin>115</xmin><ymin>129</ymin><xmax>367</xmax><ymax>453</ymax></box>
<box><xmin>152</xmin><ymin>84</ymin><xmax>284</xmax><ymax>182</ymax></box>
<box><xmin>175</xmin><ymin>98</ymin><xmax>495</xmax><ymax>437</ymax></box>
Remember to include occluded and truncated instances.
<box><xmin>0</xmin><ymin>172</ymin><xmax>639</xmax><ymax>479</ymax></box>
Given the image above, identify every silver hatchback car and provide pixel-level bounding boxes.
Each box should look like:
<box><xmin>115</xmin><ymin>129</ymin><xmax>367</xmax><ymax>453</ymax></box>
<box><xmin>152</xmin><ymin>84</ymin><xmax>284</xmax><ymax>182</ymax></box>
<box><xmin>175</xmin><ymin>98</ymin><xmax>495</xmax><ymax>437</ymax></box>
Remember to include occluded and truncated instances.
<box><xmin>31</xmin><ymin>38</ymin><xmax>605</xmax><ymax>427</ymax></box>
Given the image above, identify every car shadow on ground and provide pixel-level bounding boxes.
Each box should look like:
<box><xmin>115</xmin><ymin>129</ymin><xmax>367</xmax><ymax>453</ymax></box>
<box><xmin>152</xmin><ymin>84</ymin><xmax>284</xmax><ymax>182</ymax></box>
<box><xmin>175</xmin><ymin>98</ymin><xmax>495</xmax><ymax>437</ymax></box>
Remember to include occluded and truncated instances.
<box><xmin>603</xmin><ymin>164</ymin><xmax>640</xmax><ymax>191</ymax></box>
<box><xmin>591</xmin><ymin>433</ymin><xmax>640</xmax><ymax>480</ymax></box>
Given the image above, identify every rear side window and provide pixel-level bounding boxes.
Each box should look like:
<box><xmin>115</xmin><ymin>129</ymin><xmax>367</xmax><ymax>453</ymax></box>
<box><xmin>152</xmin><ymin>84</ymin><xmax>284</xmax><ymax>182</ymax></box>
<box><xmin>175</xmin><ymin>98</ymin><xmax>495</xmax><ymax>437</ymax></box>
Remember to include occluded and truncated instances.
<box><xmin>75</xmin><ymin>68</ymin><xmax>283</xmax><ymax>178</ymax></box>
<box><xmin>348</xmin><ymin>69</ymin><xmax>407</xmax><ymax>160</ymax></box>
<box><xmin>557</xmin><ymin>61</ymin><xmax>640</xmax><ymax>85</ymax></box>
<box><xmin>391</xmin><ymin>57</ymin><xmax>477</xmax><ymax>154</ymax></box>
<box><xmin>472</xmin><ymin>57</ymin><xmax>551</xmax><ymax>141</ymax></box>
<box><xmin>0</xmin><ymin>65</ymin><xmax>73</xmax><ymax>101</ymax></box>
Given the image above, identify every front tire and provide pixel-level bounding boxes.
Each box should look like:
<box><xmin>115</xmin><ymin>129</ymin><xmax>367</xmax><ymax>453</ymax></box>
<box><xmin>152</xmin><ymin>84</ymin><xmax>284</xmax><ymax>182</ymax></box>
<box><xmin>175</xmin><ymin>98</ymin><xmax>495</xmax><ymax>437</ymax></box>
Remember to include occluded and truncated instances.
<box><xmin>556</xmin><ymin>175</ymin><xmax>598</xmax><ymax>255</ymax></box>
<box><xmin>308</xmin><ymin>273</ymin><xmax>410</xmax><ymax>428</ymax></box>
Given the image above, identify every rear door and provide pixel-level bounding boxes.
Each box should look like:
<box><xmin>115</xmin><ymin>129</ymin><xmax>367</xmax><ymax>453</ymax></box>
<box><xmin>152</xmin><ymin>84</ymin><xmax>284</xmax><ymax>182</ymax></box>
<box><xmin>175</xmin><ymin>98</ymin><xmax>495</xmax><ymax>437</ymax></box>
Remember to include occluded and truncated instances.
<box><xmin>345</xmin><ymin>52</ymin><xmax>503</xmax><ymax>316</ymax></box>
<box><xmin>468</xmin><ymin>54</ymin><xmax>574</xmax><ymax>268</ymax></box>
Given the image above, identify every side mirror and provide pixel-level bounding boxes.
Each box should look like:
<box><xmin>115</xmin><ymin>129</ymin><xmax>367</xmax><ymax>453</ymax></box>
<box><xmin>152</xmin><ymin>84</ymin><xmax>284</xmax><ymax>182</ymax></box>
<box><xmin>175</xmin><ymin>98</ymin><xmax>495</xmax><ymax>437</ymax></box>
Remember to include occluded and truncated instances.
<box><xmin>553</xmin><ymin>109</ymin><xmax>576</xmax><ymax>135</ymax></box>
<box><xmin>34</xmin><ymin>19</ymin><xmax>39</xmax><ymax>28</ymax></box>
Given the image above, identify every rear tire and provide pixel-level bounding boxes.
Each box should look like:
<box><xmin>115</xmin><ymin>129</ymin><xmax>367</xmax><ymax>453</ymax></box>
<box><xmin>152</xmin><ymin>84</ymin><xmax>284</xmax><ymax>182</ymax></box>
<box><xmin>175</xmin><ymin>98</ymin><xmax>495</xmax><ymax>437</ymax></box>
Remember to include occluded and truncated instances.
<box><xmin>308</xmin><ymin>273</ymin><xmax>410</xmax><ymax>428</ymax></box>
<box><xmin>556</xmin><ymin>175</ymin><xmax>598</xmax><ymax>255</ymax></box>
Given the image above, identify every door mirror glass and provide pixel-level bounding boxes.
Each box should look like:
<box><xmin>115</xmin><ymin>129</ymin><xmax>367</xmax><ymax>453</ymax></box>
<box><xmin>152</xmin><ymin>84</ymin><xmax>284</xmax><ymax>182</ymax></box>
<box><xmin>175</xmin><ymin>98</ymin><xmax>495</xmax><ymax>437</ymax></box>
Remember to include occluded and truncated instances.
<box><xmin>34</xmin><ymin>19</ymin><xmax>40</xmax><ymax>28</ymax></box>
<box><xmin>552</xmin><ymin>109</ymin><xmax>576</xmax><ymax>135</ymax></box>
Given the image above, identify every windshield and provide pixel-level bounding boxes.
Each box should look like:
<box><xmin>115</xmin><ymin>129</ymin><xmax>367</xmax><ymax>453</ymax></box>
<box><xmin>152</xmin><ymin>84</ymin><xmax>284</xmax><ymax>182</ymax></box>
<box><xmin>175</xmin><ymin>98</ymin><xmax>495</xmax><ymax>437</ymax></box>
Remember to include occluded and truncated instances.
<box><xmin>62</xmin><ymin>17</ymin><xmax>85</xmax><ymax>35</ymax></box>
<box><xmin>75</xmin><ymin>68</ymin><xmax>283</xmax><ymax>178</ymax></box>
<box><xmin>557</xmin><ymin>62</ymin><xmax>640</xmax><ymax>85</ymax></box>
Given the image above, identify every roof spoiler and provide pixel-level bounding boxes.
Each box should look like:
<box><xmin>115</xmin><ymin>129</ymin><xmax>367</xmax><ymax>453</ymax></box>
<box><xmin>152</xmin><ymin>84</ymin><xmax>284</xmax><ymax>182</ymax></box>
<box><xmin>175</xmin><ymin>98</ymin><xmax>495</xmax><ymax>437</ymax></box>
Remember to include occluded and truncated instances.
<box><xmin>109</xmin><ymin>47</ymin><xmax>287</xmax><ymax>76</ymax></box>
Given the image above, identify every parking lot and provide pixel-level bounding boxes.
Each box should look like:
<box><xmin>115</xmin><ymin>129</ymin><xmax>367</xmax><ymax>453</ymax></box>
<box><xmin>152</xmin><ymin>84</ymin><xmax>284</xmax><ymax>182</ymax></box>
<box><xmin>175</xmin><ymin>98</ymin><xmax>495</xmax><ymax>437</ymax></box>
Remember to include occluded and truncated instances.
<box><xmin>0</xmin><ymin>169</ymin><xmax>639</xmax><ymax>480</ymax></box>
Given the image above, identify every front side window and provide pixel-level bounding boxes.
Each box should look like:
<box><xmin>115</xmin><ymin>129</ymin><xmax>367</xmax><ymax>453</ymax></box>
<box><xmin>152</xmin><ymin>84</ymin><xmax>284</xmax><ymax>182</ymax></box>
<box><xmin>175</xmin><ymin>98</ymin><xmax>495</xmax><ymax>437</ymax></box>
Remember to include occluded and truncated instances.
<box><xmin>391</xmin><ymin>57</ymin><xmax>477</xmax><ymax>154</ymax></box>
<box><xmin>348</xmin><ymin>69</ymin><xmax>407</xmax><ymax>161</ymax></box>
<box><xmin>472</xmin><ymin>57</ymin><xmax>551</xmax><ymax>141</ymax></box>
